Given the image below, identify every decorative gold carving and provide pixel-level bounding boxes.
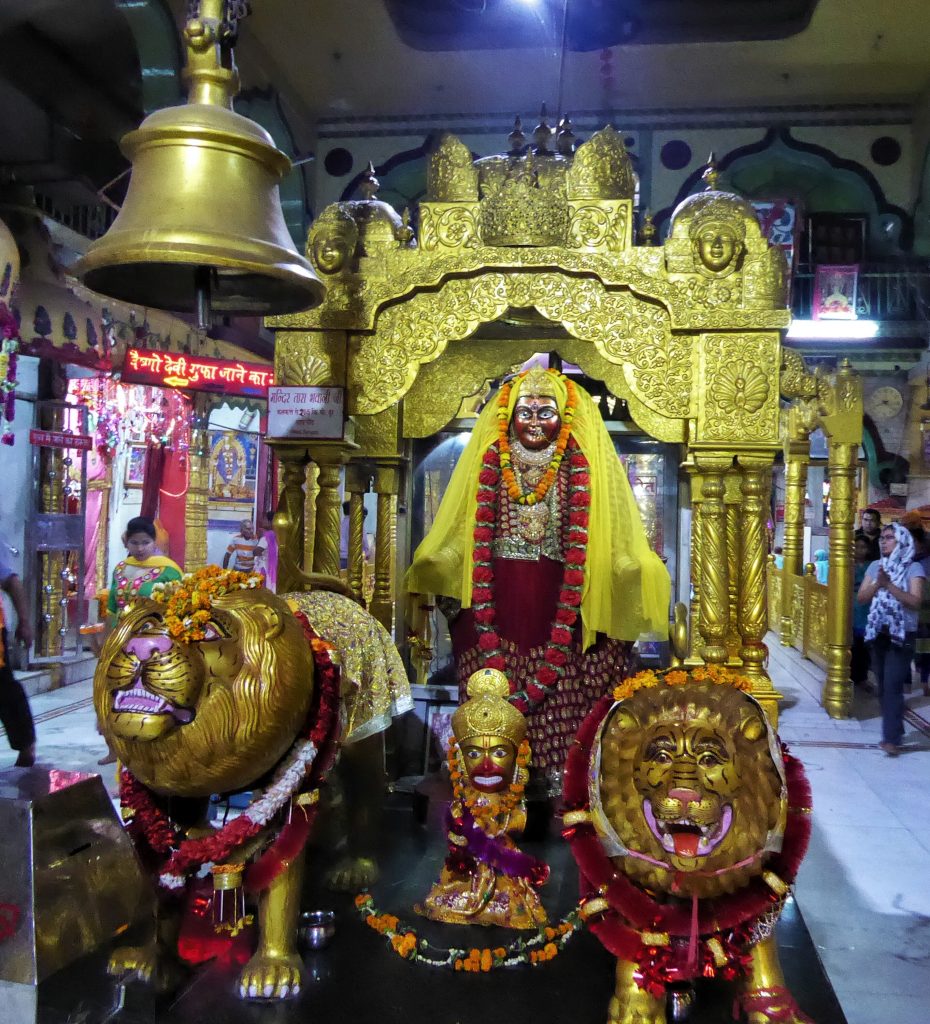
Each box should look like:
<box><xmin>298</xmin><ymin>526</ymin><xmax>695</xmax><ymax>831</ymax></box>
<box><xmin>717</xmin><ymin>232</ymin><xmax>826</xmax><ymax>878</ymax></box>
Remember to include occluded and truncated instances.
<box><xmin>477</xmin><ymin>151</ymin><xmax>569</xmax><ymax>247</ymax></box>
<box><xmin>345</xmin><ymin>464</ymin><xmax>371</xmax><ymax>604</ymax></box>
<box><xmin>565</xmin><ymin>126</ymin><xmax>635</xmax><ymax>200</ymax></box>
<box><xmin>779</xmin><ymin>449</ymin><xmax>809</xmax><ymax>645</ymax></box>
<box><xmin>307</xmin><ymin>442</ymin><xmax>355</xmax><ymax>579</ymax></box>
<box><xmin>307</xmin><ymin>205</ymin><xmax>359</xmax><ymax>276</ymax></box>
<box><xmin>351</xmin><ymin>272</ymin><xmax>688</xmax><ymax>419</ymax></box>
<box><xmin>427</xmin><ymin>132</ymin><xmax>479</xmax><ymax>202</ymax></box>
<box><xmin>567</xmin><ymin>202</ymin><xmax>631</xmax><ymax>252</ymax></box>
<box><xmin>695</xmin><ymin>454</ymin><xmax>733</xmax><ymax>664</ymax></box>
<box><xmin>700</xmin><ymin>334</ymin><xmax>779</xmax><ymax>444</ymax></box>
<box><xmin>370</xmin><ymin>461</ymin><xmax>401</xmax><ymax>632</ymax></box>
<box><xmin>780</xmin><ymin>348</ymin><xmax>817</xmax><ymax>400</ymax></box>
<box><xmin>268</xmin><ymin>443</ymin><xmax>310</xmax><ymax>594</ymax></box>
<box><xmin>275</xmin><ymin>331</ymin><xmax>346</xmax><ymax>387</ymax></box>
<box><xmin>418</xmin><ymin>204</ymin><xmax>480</xmax><ymax>252</ymax></box>
<box><xmin>184</xmin><ymin>427</ymin><xmax>209</xmax><ymax>571</ymax></box>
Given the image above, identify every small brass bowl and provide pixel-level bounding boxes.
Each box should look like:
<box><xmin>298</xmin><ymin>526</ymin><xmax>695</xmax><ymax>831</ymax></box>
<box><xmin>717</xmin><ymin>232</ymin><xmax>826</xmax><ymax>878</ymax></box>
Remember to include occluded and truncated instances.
<box><xmin>298</xmin><ymin>910</ymin><xmax>336</xmax><ymax>951</ymax></box>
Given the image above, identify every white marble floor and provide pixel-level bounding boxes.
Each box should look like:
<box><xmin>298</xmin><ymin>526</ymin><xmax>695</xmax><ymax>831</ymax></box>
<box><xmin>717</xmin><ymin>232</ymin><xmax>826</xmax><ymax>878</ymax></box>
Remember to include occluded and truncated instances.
<box><xmin>3</xmin><ymin>641</ymin><xmax>929</xmax><ymax>1023</ymax></box>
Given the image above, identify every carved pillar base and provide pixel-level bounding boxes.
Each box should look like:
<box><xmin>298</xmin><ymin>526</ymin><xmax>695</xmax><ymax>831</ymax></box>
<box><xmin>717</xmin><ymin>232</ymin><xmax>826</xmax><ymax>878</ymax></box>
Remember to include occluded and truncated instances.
<box><xmin>696</xmin><ymin>454</ymin><xmax>732</xmax><ymax>665</ymax></box>
<box><xmin>823</xmin><ymin>440</ymin><xmax>857</xmax><ymax>718</ymax></box>
<box><xmin>737</xmin><ymin>453</ymin><xmax>782</xmax><ymax>723</ymax></box>
<box><xmin>780</xmin><ymin>443</ymin><xmax>809</xmax><ymax>645</ymax></box>
<box><xmin>345</xmin><ymin>463</ymin><xmax>372</xmax><ymax>603</ymax></box>
<box><xmin>370</xmin><ymin>460</ymin><xmax>402</xmax><ymax>633</ymax></box>
<box><xmin>306</xmin><ymin>442</ymin><xmax>357</xmax><ymax>580</ymax></box>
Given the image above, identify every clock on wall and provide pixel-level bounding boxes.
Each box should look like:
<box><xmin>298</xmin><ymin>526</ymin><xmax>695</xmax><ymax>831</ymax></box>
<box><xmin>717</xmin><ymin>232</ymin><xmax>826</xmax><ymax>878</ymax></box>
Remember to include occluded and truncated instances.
<box><xmin>866</xmin><ymin>385</ymin><xmax>904</xmax><ymax>421</ymax></box>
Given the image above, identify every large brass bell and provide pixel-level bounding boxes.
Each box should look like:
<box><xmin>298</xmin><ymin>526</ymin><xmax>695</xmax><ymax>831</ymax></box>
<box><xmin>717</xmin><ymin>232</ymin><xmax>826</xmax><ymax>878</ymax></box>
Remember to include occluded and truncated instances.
<box><xmin>75</xmin><ymin>0</ymin><xmax>323</xmax><ymax>320</ymax></box>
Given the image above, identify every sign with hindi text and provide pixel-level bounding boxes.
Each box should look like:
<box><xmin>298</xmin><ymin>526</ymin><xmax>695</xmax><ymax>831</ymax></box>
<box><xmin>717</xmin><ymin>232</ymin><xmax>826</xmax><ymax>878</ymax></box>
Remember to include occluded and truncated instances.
<box><xmin>121</xmin><ymin>348</ymin><xmax>274</xmax><ymax>397</ymax></box>
<box><xmin>267</xmin><ymin>387</ymin><xmax>345</xmax><ymax>440</ymax></box>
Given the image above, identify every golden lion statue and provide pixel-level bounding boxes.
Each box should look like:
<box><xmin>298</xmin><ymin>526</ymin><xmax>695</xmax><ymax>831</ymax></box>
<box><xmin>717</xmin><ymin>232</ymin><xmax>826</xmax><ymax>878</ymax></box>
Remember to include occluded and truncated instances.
<box><xmin>564</xmin><ymin>670</ymin><xmax>813</xmax><ymax>1024</ymax></box>
<box><xmin>95</xmin><ymin>568</ymin><xmax>410</xmax><ymax>1001</ymax></box>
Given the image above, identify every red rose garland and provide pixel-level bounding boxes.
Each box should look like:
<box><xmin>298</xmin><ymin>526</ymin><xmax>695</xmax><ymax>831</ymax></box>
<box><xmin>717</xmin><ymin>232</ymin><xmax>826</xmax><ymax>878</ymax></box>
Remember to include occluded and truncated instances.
<box><xmin>561</xmin><ymin>693</ymin><xmax>813</xmax><ymax>1000</ymax></box>
<box><xmin>119</xmin><ymin>611</ymin><xmax>341</xmax><ymax>892</ymax></box>
<box><xmin>471</xmin><ymin>438</ymin><xmax>590</xmax><ymax>714</ymax></box>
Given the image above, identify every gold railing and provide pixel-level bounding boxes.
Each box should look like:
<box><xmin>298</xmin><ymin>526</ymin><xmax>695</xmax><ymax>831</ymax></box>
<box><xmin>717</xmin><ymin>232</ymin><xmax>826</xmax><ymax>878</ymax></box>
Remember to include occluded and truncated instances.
<box><xmin>767</xmin><ymin>559</ymin><xmax>828</xmax><ymax>670</ymax></box>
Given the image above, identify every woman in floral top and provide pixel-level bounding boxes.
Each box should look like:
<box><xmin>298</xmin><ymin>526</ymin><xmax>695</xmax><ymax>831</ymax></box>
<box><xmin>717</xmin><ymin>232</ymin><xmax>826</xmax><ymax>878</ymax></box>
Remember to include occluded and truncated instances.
<box><xmin>107</xmin><ymin>516</ymin><xmax>182</xmax><ymax>617</ymax></box>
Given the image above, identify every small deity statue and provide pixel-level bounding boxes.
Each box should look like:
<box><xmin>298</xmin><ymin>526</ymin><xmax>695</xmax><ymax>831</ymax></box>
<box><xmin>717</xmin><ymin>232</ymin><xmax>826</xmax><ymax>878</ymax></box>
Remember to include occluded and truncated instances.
<box><xmin>407</xmin><ymin>367</ymin><xmax>670</xmax><ymax>777</ymax></box>
<box><xmin>417</xmin><ymin>668</ymin><xmax>549</xmax><ymax>929</ymax></box>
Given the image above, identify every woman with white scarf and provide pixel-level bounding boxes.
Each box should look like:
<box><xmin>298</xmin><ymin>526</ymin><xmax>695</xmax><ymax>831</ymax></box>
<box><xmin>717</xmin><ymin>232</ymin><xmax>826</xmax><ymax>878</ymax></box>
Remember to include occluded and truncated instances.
<box><xmin>857</xmin><ymin>521</ymin><xmax>926</xmax><ymax>755</ymax></box>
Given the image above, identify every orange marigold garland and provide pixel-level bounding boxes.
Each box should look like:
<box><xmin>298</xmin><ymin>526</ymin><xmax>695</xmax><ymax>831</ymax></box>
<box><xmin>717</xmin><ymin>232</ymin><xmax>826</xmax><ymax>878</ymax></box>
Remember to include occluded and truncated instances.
<box><xmin>150</xmin><ymin>565</ymin><xmax>263</xmax><ymax>642</ymax></box>
<box><xmin>612</xmin><ymin>664</ymin><xmax>754</xmax><ymax>703</ymax></box>
<box><xmin>496</xmin><ymin>373</ymin><xmax>578</xmax><ymax>506</ymax></box>
<box><xmin>353</xmin><ymin>892</ymin><xmax>583</xmax><ymax>970</ymax></box>
<box><xmin>472</xmin><ymin>405</ymin><xmax>591</xmax><ymax>714</ymax></box>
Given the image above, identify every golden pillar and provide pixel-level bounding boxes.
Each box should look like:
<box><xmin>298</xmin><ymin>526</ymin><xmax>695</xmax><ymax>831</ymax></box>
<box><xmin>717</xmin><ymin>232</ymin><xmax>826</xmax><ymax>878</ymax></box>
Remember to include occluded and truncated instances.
<box><xmin>696</xmin><ymin>454</ymin><xmax>733</xmax><ymax>665</ymax></box>
<box><xmin>345</xmin><ymin>463</ymin><xmax>371</xmax><ymax>603</ymax></box>
<box><xmin>724</xmin><ymin>468</ymin><xmax>742</xmax><ymax>664</ymax></box>
<box><xmin>822</xmin><ymin>439</ymin><xmax>857</xmax><ymax>718</ymax></box>
<box><xmin>683</xmin><ymin>459</ymin><xmax>704</xmax><ymax>664</ymax></box>
<box><xmin>184</xmin><ymin>425</ymin><xmax>210</xmax><ymax>570</ymax></box>
<box><xmin>779</xmin><ymin>440</ymin><xmax>809</xmax><ymax>644</ymax></box>
<box><xmin>370</xmin><ymin>459</ymin><xmax>401</xmax><ymax>632</ymax></box>
<box><xmin>88</xmin><ymin>464</ymin><xmax>112</xmax><ymax>593</ymax></box>
<box><xmin>306</xmin><ymin>442</ymin><xmax>355</xmax><ymax>579</ymax></box>
<box><xmin>737</xmin><ymin>453</ymin><xmax>782</xmax><ymax>720</ymax></box>
<box><xmin>267</xmin><ymin>442</ymin><xmax>311</xmax><ymax>594</ymax></box>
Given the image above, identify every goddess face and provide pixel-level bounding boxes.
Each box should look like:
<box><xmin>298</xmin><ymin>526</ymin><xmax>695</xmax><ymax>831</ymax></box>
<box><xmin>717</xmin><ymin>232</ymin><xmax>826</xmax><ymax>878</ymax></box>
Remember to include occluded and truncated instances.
<box><xmin>512</xmin><ymin>396</ymin><xmax>560</xmax><ymax>450</ymax></box>
<box><xmin>694</xmin><ymin>223</ymin><xmax>741</xmax><ymax>274</ymax></box>
<box><xmin>460</xmin><ymin>734</ymin><xmax>517</xmax><ymax>793</ymax></box>
<box><xmin>312</xmin><ymin>235</ymin><xmax>349</xmax><ymax>275</ymax></box>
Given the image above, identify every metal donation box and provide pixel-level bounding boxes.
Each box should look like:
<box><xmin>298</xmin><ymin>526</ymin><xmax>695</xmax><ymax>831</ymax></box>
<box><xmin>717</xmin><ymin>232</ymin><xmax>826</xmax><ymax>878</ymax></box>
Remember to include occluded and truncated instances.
<box><xmin>0</xmin><ymin>768</ymin><xmax>152</xmax><ymax>1016</ymax></box>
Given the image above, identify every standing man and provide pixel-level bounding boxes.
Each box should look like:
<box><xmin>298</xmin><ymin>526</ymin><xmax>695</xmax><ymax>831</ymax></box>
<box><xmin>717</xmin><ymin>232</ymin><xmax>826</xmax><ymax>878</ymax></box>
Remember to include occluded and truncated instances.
<box><xmin>856</xmin><ymin>507</ymin><xmax>882</xmax><ymax>561</ymax></box>
<box><xmin>223</xmin><ymin>518</ymin><xmax>267</xmax><ymax>574</ymax></box>
<box><xmin>0</xmin><ymin>550</ymin><xmax>36</xmax><ymax>767</ymax></box>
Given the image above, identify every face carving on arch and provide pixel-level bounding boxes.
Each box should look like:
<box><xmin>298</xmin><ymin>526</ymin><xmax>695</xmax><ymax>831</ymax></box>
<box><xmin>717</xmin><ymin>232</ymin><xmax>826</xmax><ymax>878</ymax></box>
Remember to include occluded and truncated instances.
<box><xmin>693</xmin><ymin>222</ymin><xmax>743</xmax><ymax>274</ymax></box>
<box><xmin>512</xmin><ymin>396</ymin><xmax>560</xmax><ymax>450</ymax></box>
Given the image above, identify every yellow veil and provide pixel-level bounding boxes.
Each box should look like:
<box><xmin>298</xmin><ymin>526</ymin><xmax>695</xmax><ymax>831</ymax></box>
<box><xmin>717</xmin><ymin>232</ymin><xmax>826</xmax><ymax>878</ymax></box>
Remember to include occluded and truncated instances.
<box><xmin>405</xmin><ymin>371</ymin><xmax>670</xmax><ymax>648</ymax></box>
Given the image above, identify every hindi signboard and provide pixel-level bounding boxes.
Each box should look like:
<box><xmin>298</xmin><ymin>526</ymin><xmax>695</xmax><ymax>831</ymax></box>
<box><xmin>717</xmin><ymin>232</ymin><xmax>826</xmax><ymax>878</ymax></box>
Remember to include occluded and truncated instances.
<box><xmin>121</xmin><ymin>348</ymin><xmax>274</xmax><ymax>397</ymax></box>
<box><xmin>30</xmin><ymin>429</ymin><xmax>93</xmax><ymax>450</ymax></box>
<box><xmin>267</xmin><ymin>387</ymin><xmax>345</xmax><ymax>440</ymax></box>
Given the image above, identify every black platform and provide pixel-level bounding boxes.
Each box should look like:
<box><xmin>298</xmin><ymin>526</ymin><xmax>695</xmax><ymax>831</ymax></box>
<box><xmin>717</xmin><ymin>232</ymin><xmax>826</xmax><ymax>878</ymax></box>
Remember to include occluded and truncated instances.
<box><xmin>36</xmin><ymin>799</ymin><xmax>847</xmax><ymax>1024</ymax></box>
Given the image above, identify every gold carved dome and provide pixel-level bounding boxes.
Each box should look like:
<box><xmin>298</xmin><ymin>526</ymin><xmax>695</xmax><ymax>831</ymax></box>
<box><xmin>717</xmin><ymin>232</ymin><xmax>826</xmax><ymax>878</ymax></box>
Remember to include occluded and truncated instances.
<box><xmin>426</xmin><ymin>123</ymin><xmax>635</xmax><ymax>248</ymax></box>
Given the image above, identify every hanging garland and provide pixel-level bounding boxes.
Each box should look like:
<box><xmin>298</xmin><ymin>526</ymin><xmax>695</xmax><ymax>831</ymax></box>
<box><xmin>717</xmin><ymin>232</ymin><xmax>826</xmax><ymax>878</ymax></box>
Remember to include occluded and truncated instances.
<box><xmin>471</xmin><ymin>440</ymin><xmax>590</xmax><ymax>715</ymax></box>
<box><xmin>0</xmin><ymin>300</ymin><xmax>19</xmax><ymax>445</ymax></box>
<box><xmin>119</xmin><ymin>607</ymin><xmax>341</xmax><ymax>892</ymax></box>
<box><xmin>561</xmin><ymin>682</ymin><xmax>813</xmax><ymax>1005</ymax></box>
<box><xmin>354</xmin><ymin>891</ymin><xmax>592</xmax><ymax>971</ymax></box>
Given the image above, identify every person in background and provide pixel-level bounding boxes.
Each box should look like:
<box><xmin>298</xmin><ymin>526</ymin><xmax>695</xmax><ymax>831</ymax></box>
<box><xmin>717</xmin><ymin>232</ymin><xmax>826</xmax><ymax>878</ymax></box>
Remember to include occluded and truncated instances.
<box><xmin>0</xmin><ymin>550</ymin><xmax>36</xmax><ymax>767</ymax></box>
<box><xmin>812</xmin><ymin>548</ymin><xmax>829</xmax><ymax>586</ymax></box>
<box><xmin>851</xmin><ymin>535</ymin><xmax>873</xmax><ymax>689</ymax></box>
<box><xmin>258</xmin><ymin>510</ymin><xmax>278</xmax><ymax>591</ymax></box>
<box><xmin>858</xmin><ymin>522</ymin><xmax>925</xmax><ymax>756</ymax></box>
<box><xmin>904</xmin><ymin>521</ymin><xmax>930</xmax><ymax>696</ymax></box>
<box><xmin>102</xmin><ymin>515</ymin><xmax>182</xmax><ymax>765</ymax></box>
<box><xmin>222</xmin><ymin>518</ymin><xmax>267</xmax><ymax>574</ymax></box>
<box><xmin>108</xmin><ymin>516</ymin><xmax>183</xmax><ymax>617</ymax></box>
<box><xmin>855</xmin><ymin>507</ymin><xmax>882</xmax><ymax>561</ymax></box>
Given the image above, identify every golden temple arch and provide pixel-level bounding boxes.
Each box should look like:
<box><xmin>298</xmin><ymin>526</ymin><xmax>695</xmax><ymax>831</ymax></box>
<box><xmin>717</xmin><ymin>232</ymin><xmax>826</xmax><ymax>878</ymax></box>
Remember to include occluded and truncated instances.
<box><xmin>266</xmin><ymin>130</ymin><xmax>862</xmax><ymax>722</ymax></box>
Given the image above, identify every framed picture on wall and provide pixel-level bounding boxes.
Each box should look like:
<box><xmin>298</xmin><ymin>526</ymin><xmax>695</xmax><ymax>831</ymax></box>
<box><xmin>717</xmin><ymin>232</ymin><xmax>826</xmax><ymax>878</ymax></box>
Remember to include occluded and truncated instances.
<box><xmin>752</xmin><ymin>199</ymin><xmax>802</xmax><ymax>298</ymax></box>
<box><xmin>124</xmin><ymin>444</ymin><xmax>146</xmax><ymax>489</ymax></box>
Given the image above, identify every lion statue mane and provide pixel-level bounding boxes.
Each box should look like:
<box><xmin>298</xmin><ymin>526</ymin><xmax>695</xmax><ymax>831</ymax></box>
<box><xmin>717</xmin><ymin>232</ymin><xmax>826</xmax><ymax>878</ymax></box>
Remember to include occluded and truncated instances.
<box><xmin>95</xmin><ymin>576</ymin><xmax>410</xmax><ymax>1001</ymax></box>
<box><xmin>564</xmin><ymin>677</ymin><xmax>813</xmax><ymax>1024</ymax></box>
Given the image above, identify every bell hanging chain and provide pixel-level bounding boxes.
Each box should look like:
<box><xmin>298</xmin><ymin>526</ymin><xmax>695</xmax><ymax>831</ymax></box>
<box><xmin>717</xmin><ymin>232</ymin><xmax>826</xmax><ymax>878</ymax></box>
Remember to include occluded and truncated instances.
<box><xmin>185</xmin><ymin>0</ymin><xmax>251</xmax><ymax>46</ymax></box>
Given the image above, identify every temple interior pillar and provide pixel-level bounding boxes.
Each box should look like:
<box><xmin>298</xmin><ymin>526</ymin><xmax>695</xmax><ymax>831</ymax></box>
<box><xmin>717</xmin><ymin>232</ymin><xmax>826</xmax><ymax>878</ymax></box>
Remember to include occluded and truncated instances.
<box><xmin>695</xmin><ymin>454</ymin><xmax>733</xmax><ymax>665</ymax></box>
<box><xmin>823</xmin><ymin>439</ymin><xmax>857</xmax><ymax>718</ymax></box>
<box><xmin>780</xmin><ymin>440</ymin><xmax>810</xmax><ymax>645</ymax></box>
<box><xmin>370</xmin><ymin>459</ymin><xmax>401</xmax><ymax>633</ymax></box>
<box><xmin>345</xmin><ymin>462</ymin><xmax>372</xmax><ymax>603</ymax></box>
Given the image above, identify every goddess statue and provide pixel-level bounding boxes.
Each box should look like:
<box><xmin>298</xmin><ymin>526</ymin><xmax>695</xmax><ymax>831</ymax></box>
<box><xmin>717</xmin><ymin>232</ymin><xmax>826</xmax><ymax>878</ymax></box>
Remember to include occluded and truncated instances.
<box><xmin>407</xmin><ymin>368</ymin><xmax>670</xmax><ymax>775</ymax></box>
<box><xmin>417</xmin><ymin>668</ymin><xmax>548</xmax><ymax>929</ymax></box>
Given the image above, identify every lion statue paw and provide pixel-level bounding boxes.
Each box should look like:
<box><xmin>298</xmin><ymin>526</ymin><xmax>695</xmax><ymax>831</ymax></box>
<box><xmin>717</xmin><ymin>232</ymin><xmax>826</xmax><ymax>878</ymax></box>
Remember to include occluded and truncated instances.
<box><xmin>108</xmin><ymin>944</ymin><xmax>185</xmax><ymax>992</ymax></box>
<box><xmin>237</xmin><ymin>952</ymin><xmax>303</xmax><ymax>1001</ymax></box>
<box><xmin>325</xmin><ymin>855</ymin><xmax>380</xmax><ymax>892</ymax></box>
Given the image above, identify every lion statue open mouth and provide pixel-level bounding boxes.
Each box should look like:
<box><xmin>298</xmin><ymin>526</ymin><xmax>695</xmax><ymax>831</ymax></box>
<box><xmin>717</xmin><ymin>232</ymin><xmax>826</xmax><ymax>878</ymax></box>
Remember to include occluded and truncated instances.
<box><xmin>95</xmin><ymin>572</ymin><xmax>411</xmax><ymax>1002</ymax></box>
<box><xmin>564</xmin><ymin>672</ymin><xmax>813</xmax><ymax>1024</ymax></box>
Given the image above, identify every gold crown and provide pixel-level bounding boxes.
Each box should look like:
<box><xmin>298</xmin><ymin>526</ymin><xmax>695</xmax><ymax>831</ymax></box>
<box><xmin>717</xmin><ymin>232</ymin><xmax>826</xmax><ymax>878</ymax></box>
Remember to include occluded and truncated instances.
<box><xmin>517</xmin><ymin>367</ymin><xmax>559</xmax><ymax>400</ymax></box>
<box><xmin>477</xmin><ymin>151</ymin><xmax>569</xmax><ymax>247</ymax></box>
<box><xmin>452</xmin><ymin>669</ymin><xmax>527</xmax><ymax>747</ymax></box>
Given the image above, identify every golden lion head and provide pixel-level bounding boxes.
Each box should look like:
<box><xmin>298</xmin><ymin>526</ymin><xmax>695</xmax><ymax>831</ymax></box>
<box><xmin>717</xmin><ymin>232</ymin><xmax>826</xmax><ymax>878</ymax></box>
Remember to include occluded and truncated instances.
<box><xmin>94</xmin><ymin>588</ymin><xmax>314</xmax><ymax>797</ymax></box>
<box><xmin>595</xmin><ymin>684</ymin><xmax>785</xmax><ymax>899</ymax></box>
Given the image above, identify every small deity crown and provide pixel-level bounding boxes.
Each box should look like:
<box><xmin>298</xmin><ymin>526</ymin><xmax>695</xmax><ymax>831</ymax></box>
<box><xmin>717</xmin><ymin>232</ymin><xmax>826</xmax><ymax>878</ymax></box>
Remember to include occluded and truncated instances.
<box><xmin>516</xmin><ymin>367</ymin><xmax>559</xmax><ymax>401</ymax></box>
<box><xmin>452</xmin><ymin>668</ymin><xmax>527</xmax><ymax>747</ymax></box>
<box><xmin>688</xmin><ymin>195</ymin><xmax>749</xmax><ymax>242</ymax></box>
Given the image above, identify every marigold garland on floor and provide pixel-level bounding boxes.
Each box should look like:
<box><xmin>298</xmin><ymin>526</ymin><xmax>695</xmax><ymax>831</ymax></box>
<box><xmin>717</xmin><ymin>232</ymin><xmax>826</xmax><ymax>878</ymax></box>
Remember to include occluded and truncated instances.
<box><xmin>354</xmin><ymin>892</ymin><xmax>591</xmax><ymax>970</ymax></box>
